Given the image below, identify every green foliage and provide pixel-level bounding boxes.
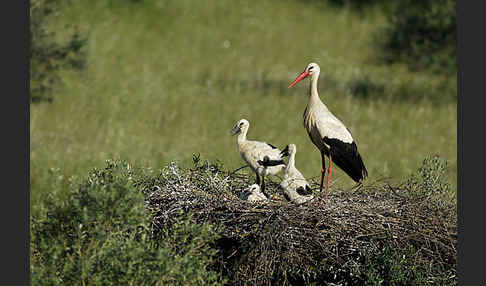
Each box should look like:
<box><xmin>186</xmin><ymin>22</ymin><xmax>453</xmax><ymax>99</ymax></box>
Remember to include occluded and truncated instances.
<box><xmin>357</xmin><ymin>243</ymin><xmax>455</xmax><ymax>286</ymax></box>
<box><xmin>30</xmin><ymin>159</ymin><xmax>225</xmax><ymax>285</ymax></box>
<box><xmin>30</xmin><ymin>0</ymin><xmax>87</xmax><ymax>103</ymax></box>
<box><xmin>406</xmin><ymin>155</ymin><xmax>452</xmax><ymax>203</ymax></box>
<box><xmin>290</xmin><ymin>228</ymin><xmax>455</xmax><ymax>285</ymax></box>
<box><xmin>376</xmin><ymin>0</ymin><xmax>456</xmax><ymax>73</ymax></box>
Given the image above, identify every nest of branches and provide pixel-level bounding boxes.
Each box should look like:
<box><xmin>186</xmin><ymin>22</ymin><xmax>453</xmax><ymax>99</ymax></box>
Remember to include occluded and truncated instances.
<box><xmin>136</xmin><ymin>158</ymin><xmax>457</xmax><ymax>285</ymax></box>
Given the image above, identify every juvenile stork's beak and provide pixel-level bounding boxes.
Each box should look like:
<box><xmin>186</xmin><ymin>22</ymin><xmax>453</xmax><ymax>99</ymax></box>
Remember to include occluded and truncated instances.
<box><xmin>230</xmin><ymin>125</ymin><xmax>241</xmax><ymax>136</ymax></box>
<box><xmin>288</xmin><ymin>71</ymin><xmax>310</xmax><ymax>88</ymax></box>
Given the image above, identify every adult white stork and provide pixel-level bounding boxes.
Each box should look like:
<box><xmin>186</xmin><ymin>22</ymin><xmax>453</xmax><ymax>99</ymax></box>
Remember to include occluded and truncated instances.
<box><xmin>261</xmin><ymin>144</ymin><xmax>314</xmax><ymax>205</ymax></box>
<box><xmin>231</xmin><ymin>119</ymin><xmax>287</xmax><ymax>197</ymax></box>
<box><xmin>288</xmin><ymin>62</ymin><xmax>368</xmax><ymax>203</ymax></box>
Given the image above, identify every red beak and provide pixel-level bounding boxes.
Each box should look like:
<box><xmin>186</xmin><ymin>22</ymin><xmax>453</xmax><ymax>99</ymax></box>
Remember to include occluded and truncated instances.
<box><xmin>288</xmin><ymin>71</ymin><xmax>310</xmax><ymax>88</ymax></box>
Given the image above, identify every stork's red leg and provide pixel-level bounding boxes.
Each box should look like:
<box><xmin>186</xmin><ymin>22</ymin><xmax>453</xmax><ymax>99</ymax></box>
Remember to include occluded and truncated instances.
<box><xmin>324</xmin><ymin>154</ymin><xmax>333</xmax><ymax>203</ymax></box>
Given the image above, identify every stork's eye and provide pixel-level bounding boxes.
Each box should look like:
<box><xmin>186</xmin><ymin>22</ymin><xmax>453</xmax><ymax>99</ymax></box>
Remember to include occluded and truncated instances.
<box><xmin>308</xmin><ymin>66</ymin><xmax>314</xmax><ymax>71</ymax></box>
<box><xmin>239</xmin><ymin>122</ymin><xmax>244</xmax><ymax>127</ymax></box>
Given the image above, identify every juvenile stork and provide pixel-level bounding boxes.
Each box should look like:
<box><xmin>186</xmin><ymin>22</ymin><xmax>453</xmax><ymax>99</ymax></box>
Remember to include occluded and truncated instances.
<box><xmin>239</xmin><ymin>184</ymin><xmax>268</xmax><ymax>202</ymax></box>
<box><xmin>288</xmin><ymin>63</ymin><xmax>368</xmax><ymax>203</ymax></box>
<box><xmin>260</xmin><ymin>144</ymin><xmax>314</xmax><ymax>205</ymax></box>
<box><xmin>231</xmin><ymin>119</ymin><xmax>287</xmax><ymax>197</ymax></box>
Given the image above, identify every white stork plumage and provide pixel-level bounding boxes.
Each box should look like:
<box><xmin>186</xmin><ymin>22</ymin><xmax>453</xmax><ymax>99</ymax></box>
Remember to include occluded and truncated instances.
<box><xmin>261</xmin><ymin>144</ymin><xmax>314</xmax><ymax>205</ymax></box>
<box><xmin>239</xmin><ymin>184</ymin><xmax>268</xmax><ymax>202</ymax></box>
<box><xmin>231</xmin><ymin>119</ymin><xmax>287</xmax><ymax>197</ymax></box>
<box><xmin>288</xmin><ymin>63</ymin><xmax>368</xmax><ymax>203</ymax></box>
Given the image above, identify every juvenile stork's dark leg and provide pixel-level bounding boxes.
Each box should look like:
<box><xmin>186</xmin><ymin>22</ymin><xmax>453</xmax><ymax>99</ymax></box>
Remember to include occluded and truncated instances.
<box><xmin>324</xmin><ymin>153</ymin><xmax>333</xmax><ymax>204</ymax></box>
<box><xmin>261</xmin><ymin>176</ymin><xmax>270</xmax><ymax>199</ymax></box>
<box><xmin>319</xmin><ymin>151</ymin><xmax>326</xmax><ymax>195</ymax></box>
<box><xmin>255</xmin><ymin>173</ymin><xmax>261</xmax><ymax>186</ymax></box>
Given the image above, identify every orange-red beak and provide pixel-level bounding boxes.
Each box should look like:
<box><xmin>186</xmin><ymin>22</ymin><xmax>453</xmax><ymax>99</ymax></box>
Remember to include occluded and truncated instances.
<box><xmin>288</xmin><ymin>71</ymin><xmax>310</xmax><ymax>88</ymax></box>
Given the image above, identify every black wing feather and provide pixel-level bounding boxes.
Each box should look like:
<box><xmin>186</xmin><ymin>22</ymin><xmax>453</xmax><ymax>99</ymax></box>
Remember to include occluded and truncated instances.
<box><xmin>266</xmin><ymin>143</ymin><xmax>278</xmax><ymax>149</ymax></box>
<box><xmin>279</xmin><ymin>145</ymin><xmax>289</xmax><ymax>157</ymax></box>
<box><xmin>296</xmin><ymin>185</ymin><xmax>313</xmax><ymax>196</ymax></box>
<box><xmin>323</xmin><ymin>137</ymin><xmax>368</xmax><ymax>182</ymax></box>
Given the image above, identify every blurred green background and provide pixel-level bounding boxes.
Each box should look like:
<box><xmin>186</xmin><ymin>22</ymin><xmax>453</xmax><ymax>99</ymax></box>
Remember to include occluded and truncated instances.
<box><xmin>30</xmin><ymin>0</ymin><xmax>457</xmax><ymax>205</ymax></box>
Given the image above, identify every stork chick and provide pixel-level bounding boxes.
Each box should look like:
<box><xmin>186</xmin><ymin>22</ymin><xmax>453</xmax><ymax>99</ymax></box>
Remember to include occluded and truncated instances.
<box><xmin>231</xmin><ymin>119</ymin><xmax>287</xmax><ymax>197</ymax></box>
<box><xmin>240</xmin><ymin>184</ymin><xmax>268</xmax><ymax>202</ymax></box>
<box><xmin>259</xmin><ymin>144</ymin><xmax>314</xmax><ymax>205</ymax></box>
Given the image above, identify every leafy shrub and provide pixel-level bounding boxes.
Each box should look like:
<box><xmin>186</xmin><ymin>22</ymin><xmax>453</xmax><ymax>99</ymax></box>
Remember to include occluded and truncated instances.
<box><xmin>376</xmin><ymin>0</ymin><xmax>456</xmax><ymax>73</ymax></box>
<box><xmin>30</xmin><ymin>0</ymin><xmax>87</xmax><ymax>103</ymax></box>
<box><xmin>357</xmin><ymin>242</ymin><xmax>456</xmax><ymax>286</ymax></box>
<box><xmin>30</xmin><ymin>159</ymin><xmax>225</xmax><ymax>285</ymax></box>
<box><xmin>405</xmin><ymin>155</ymin><xmax>453</xmax><ymax>203</ymax></box>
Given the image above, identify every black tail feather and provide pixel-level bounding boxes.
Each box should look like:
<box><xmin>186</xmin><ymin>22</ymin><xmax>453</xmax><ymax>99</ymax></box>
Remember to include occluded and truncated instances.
<box><xmin>258</xmin><ymin>156</ymin><xmax>285</xmax><ymax>167</ymax></box>
<box><xmin>323</xmin><ymin>137</ymin><xmax>368</xmax><ymax>182</ymax></box>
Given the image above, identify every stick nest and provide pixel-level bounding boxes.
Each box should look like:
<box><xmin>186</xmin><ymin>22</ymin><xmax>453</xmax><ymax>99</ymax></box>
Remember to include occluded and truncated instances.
<box><xmin>136</xmin><ymin>159</ymin><xmax>457</xmax><ymax>285</ymax></box>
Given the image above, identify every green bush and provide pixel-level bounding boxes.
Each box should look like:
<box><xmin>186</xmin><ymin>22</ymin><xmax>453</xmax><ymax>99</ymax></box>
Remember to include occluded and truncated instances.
<box><xmin>30</xmin><ymin>159</ymin><xmax>225</xmax><ymax>285</ymax></box>
<box><xmin>30</xmin><ymin>0</ymin><xmax>87</xmax><ymax>103</ymax></box>
<box><xmin>376</xmin><ymin>0</ymin><xmax>456</xmax><ymax>73</ymax></box>
<box><xmin>406</xmin><ymin>155</ymin><xmax>452</xmax><ymax>202</ymax></box>
<box><xmin>357</xmin><ymin>243</ymin><xmax>456</xmax><ymax>286</ymax></box>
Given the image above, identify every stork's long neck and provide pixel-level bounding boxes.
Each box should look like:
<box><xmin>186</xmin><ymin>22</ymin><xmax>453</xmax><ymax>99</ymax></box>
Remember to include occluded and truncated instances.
<box><xmin>237</xmin><ymin>128</ymin><xmax>248</xmax><ymax>145</ymax></box>
<box><xmin>286</xmin><ymin>151</ymin><xmax>296</xmax><ymax>172</ymax></box>
<box><xmin>308</xmin><ymin>71</ymin><xmax>324</xmax><ymax>107</ymax></box>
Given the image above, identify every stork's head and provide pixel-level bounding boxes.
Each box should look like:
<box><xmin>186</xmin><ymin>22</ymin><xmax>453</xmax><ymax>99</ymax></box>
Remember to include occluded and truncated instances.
<box><xmin>248</xmin><ymin>184</ymin><xmax>261</xmax><ymax>194</ymax></box>
<box><xmin>240</xmin><ymin>184</ymin><xmax>262</xmax><ymax>200</ymax></box>
<box><xmin>231</xmin><ymin>119</ymin><xmax>249</xmax><ymax>136</ymax></box>
<box><xmin>288</xmin><ymin>62</ymin><xmax>320</xmax><ymax>88</ymax></box>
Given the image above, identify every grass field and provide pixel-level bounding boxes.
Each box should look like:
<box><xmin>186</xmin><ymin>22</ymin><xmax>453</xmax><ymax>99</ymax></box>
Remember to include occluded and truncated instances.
<box><xmin>30</xmin><ymin>0</ymin><xmax>457</xmax><ymax>206</ymax></box>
